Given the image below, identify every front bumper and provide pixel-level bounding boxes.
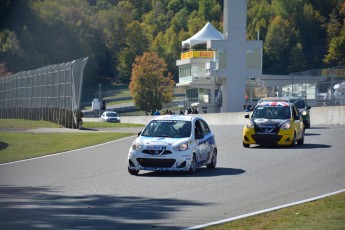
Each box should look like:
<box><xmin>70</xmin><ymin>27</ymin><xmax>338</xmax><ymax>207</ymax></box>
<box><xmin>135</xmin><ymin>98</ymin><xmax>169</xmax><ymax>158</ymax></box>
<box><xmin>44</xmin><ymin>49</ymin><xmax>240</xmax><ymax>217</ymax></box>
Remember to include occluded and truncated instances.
<box><xmin>243</xmin><ymin>127</ymin><xmax>294</xmax><ymax>146</ymax></box>
<box><xmin>128</xmin><ymin>150</ymin><xmax>192</xmax><ymax>172</ymax></box>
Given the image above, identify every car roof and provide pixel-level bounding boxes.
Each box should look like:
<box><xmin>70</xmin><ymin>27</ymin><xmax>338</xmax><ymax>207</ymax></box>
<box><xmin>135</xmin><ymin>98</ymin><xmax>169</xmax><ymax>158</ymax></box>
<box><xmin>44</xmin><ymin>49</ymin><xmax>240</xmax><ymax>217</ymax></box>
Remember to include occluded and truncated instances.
<box><xmin>257</xmin><ymin>101</ymin><xmax>291</xmax><ymax>107</ymax></box>
<box><xmin>152</xmin><ymin>115</ymin><xmax>198</xmax><ymax>122</ymax></box>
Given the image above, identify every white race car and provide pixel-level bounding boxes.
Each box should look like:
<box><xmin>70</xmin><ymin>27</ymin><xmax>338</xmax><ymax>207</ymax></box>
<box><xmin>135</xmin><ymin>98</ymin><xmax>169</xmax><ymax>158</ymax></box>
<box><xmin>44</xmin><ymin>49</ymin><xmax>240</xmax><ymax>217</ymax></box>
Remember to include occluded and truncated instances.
<box><xmin>128</xmin><ymin>115</ymin><xmax>217</xmax><ymax>175</ymax></box>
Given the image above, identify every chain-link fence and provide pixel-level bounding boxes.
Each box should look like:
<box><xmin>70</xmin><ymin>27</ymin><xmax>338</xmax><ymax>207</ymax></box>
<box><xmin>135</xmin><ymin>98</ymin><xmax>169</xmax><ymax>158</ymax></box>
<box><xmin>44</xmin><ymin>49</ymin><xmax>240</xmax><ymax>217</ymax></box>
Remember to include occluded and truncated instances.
<box><xmin>0</xmin><ymin>57</ymin><xmax>88</xmax><ymax>128</ymax></box>
<box><xmin>245</xmin><ymin>67</ymin><xmax>345</xmax><ymax>107</ymax></box>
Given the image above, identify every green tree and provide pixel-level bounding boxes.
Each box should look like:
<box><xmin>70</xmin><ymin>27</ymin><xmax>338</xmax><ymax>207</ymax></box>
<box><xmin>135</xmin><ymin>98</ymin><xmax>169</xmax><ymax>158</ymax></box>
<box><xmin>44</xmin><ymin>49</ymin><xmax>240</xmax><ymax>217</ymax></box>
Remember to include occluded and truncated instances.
<box><xmin>118</xmin><ymin>21</ymin><xmax>149</xmax><ymax>83</ymax></box>
<box><xmin>288</xmin><ymin>43</ymin><xmax>307</xmax><ymax>72</ymax></box>
<box><xmin>324</xmin><ymin>27</ymin><xmax>345</xmax><ymax>65</ymax></box>
<box><xmin>129</xmin><ymin>52</ymin><xmax>175</xmax><ymax>113</ymax></box>
<box><xmin>247</xmin><ymin>0</ymin><xmax>271</xmax><ymax>40</ymax></box>
<box><xmin>324</xmin><ymin>2</ymin><xmax>345</xmax><ymax>66</ymax></box>
<box><xmin>264</xmin><ymin>16</ymin><xmax>292</xmax><ymax>74</ymax></box>
<box><xmin>0</xmin><ymin>29</ymin><xmax>21</xmax><ymax>63</ymax></box>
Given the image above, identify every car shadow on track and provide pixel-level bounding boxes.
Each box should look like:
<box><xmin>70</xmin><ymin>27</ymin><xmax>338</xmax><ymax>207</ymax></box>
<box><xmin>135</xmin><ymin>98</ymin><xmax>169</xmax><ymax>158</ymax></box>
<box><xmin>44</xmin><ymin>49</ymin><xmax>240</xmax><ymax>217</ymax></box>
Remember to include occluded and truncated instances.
<box><xmin>137</xmin><ymin>167</ymin><xmax>246</xmax><ymax>177</ymax></box>
<box><xmin>251</xmin><ymin>143</ymin><xmax>331</xmax><ymax>149</ymax></box>
<box><xmin>292</xmin><ymin>143</ymin><xmax>332</xmax><ymax>149</ymax></box>
<box><xmin>304</xmin><ymin>132</ymin><xmax>321</xmax><ymax>136</ymax></box>
<box><xmin>306</xmin><ymin>126</ymin><xmax>330</xmax><ymax>130</ymax></box>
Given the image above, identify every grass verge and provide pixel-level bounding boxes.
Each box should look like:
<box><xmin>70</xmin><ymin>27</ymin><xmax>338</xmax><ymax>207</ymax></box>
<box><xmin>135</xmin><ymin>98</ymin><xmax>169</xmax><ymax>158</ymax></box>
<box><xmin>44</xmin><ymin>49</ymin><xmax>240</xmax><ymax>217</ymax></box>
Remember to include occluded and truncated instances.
<box><xmin>205</xmin><ymin>191</ymin><xmax>345</xmax><ymax>230</ymax></box>
<box><xmin>0</xmin><ymin>119</ymin><xmax>62</xmax><ymax>130</ymax></box>
<box><xmin>0</xmin><ymin>119</ymin><xmax>142</xmax><ymax>164</ymax></box>
<box><xmin>82</xmin><ymin>121</ymin><xmax>144</xmax><ymax>129</ymax></box>
<box><xmin>0</xmin><ymin>132</ymin><xmax>134</xmax><ymax>164</ymax></box>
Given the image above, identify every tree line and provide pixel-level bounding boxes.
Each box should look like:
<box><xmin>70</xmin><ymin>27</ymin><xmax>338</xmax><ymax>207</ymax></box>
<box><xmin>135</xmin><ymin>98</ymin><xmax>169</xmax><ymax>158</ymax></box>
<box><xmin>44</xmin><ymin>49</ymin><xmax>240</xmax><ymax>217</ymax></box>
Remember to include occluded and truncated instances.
<box><xmin>1</xmin><ymin>0</ymin><xmax>344</xmax><ymax>89</ymax></box>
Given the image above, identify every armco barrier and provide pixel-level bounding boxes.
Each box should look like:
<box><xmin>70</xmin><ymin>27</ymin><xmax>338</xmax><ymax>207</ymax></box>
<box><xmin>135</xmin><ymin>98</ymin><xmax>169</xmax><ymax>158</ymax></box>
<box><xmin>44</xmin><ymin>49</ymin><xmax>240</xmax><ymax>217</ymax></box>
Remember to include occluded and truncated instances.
<box><xmin>83</xmin><ymin>106</ymin><xmax>345</xmax><ymax>126</ymax></box>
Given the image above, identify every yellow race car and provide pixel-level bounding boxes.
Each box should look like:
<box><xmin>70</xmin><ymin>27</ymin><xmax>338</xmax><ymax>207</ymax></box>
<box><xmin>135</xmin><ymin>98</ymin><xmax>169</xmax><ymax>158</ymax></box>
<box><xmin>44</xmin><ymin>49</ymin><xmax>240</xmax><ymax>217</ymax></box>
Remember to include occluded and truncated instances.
<box><xmin>242</xmin><ymin>101</ymin><xmax>305</xmax><ymax>148</ymax></box>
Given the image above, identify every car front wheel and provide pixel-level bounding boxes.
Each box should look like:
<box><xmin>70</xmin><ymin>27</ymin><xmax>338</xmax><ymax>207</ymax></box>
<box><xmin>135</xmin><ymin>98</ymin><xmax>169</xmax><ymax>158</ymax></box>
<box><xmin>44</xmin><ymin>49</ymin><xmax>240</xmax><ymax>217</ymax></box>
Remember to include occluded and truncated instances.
<box><xmin>207</xmin><ymin>149</ymin><xmax>217</xmax><ymax>169</ymax></box>
<box><xmin>297</xmin><ymin>130</ymin><xmax>304</xmax><ymax>145</ymax></box>
<box><xmin>128</xmin><ymin>167</ymin><xmax>139</xmax><ymax>175</ymax></box>
<box><xmin>290</xmin><ymin>132</ymin><xmax>296</xmax><ymax>147</ymax></box>
<box><xmin>188</xmin><ymin>154</ymin><xmax>197</xmax><ymax>174</ymax></box>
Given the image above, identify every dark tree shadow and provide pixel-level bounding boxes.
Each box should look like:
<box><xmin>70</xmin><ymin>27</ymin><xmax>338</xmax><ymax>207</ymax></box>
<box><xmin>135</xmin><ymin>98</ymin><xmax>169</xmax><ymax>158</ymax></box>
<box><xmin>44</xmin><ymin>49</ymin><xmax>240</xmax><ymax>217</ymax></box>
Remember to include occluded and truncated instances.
<box><xmin>0</xmin><ymin>185</ymin><xmax>205</xmax><ymax>230</ymax></box>
<box><xmin>0</xmin><ymin>142</ymin><xmax>9</xmax><ymax>151</ymax></box>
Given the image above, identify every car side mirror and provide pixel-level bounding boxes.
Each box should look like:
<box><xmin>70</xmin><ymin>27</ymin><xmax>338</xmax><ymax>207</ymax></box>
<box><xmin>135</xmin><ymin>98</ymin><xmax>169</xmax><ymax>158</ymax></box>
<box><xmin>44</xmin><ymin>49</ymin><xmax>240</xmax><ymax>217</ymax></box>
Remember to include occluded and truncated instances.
<box><xmin>244</xmin><ymin>114</ymin><xmax>250</xmax><ymax>118</ymax></box>
<box><xmin>137</xmin><ymin>131</ymin><xmax>142</xmax><ymax>136</ymax></box>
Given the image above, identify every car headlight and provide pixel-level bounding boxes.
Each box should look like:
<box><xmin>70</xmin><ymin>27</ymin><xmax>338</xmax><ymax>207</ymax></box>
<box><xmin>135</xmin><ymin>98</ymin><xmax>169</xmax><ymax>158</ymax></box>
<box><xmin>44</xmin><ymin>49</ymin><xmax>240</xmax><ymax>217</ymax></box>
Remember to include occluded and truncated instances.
<box><xmin>281</xmin><ymin>122</ymin><xmax>291</xmax><ymax>130</ymax></box>
<box><xmin>132</xmin><ymin>142</ymin><xmax>141</xmax><ymax>150</ymax></box>
<box><xmin>302</xmin><ymin>111</ymin><xmax>307</xmax><ymax>116</ymax></box>
<box><xmin>245</xmin><ymin>120</ymin><xmax>254</xmax><ymax>129</ymax></box>
<box><xmin>173</xmin><ymin>142</ymin><xmax>189</xmax><ymax>151</ymax></box>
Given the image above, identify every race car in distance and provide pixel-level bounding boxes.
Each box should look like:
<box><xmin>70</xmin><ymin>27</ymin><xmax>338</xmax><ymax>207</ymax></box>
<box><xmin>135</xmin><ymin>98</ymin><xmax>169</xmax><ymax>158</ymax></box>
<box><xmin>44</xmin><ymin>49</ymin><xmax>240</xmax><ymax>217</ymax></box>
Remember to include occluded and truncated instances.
<box><xmin>242</xmin><ymin>101</ymin><xmax>305</xmax><ymax>148</ymax></box>
<box><xmin>100</xmin><ymin>111</ymin><xmax>121</xmax><ymax>123</ymax></box>
<box><xmin>289</xmin><ymin>97</ymin><xmax>311</xmax><ymax>128</ymax></box>
<box><xmin>128</xmin><ymin>115</ymin><xmax>217</xmax><ymax>175</ymax></box>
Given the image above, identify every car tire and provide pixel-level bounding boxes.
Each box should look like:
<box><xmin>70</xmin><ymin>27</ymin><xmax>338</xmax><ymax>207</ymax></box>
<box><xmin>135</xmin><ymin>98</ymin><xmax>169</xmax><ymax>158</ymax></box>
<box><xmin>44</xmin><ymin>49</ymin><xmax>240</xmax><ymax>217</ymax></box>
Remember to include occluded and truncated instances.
<box><xmin>297</xmin><ymin>130</ymin><xmax>304</xmax><ymax>145</ymax></box>
<box><xmin>188</xmin><ymin>154</ymin><xmax>197</xmax><ymax>174</ymax></box>
<box><xmin>128</xmin><ymin>167</ymin><xmax>139</xmax><ymax>175</ymax></box>
<box><xmin>243</xmin><ymin>142</ymin><xmax>250</xmax><ymax>148</ymax></box>
<box><xmin>207</xmin><ymin>149</ymin><xmax>217</xmax><ymax>169</ymax></box>
<box><xmin>290</xmin><ymin>132</ymin><xmax>296</xmax><ymax>147</ymax></box>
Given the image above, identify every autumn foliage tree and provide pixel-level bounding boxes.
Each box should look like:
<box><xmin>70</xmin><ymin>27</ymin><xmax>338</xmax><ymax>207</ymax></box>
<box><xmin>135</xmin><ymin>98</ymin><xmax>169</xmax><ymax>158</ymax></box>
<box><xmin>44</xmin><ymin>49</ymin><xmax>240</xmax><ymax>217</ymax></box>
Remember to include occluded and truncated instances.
<box><xmin>129</xmin><ymin>52</ymin><xmax>175</xmax><ymax>114</ymax></box>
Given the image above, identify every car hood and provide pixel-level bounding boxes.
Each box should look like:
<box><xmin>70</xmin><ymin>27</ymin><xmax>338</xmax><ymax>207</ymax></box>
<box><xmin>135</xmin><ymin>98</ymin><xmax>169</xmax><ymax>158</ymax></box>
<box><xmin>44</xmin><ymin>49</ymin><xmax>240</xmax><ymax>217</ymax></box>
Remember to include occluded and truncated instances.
<box><xmin>252</xmin><ymin>118</ymin><xmax>290</xmax><ymax>127</ymax></box>
<box><xmin>136</xmin><ymin>136</ymin><xmax>189</xmax><ymax>146</ymax></box>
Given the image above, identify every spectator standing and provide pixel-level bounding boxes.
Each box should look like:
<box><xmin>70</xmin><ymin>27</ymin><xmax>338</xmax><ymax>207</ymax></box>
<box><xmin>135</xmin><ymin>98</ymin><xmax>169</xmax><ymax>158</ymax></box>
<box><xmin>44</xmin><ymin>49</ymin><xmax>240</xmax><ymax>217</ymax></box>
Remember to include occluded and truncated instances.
<box><xmin>153</xmin><ymin>109</ymin><xmax>161</xmax><ymax>115</ymax></box>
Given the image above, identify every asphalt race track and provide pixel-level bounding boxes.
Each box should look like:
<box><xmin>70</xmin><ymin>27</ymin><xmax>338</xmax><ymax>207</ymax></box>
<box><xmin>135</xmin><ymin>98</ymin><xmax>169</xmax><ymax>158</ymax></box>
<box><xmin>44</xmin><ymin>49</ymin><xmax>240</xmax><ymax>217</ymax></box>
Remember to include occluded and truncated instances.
<box><xmin>1</xmin><ymin>125</ymin><xmax>345</xmax><ymax>229</ymax></box>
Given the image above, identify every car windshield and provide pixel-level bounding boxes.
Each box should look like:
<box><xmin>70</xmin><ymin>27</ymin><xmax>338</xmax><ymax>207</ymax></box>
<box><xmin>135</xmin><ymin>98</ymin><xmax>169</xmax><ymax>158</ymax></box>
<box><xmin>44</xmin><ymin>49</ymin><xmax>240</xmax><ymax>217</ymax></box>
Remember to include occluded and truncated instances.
<box><xmin>252</xmin><ymin>106</ymin><xmax>291</xmax><ymax>119</ymax></box>
<box><xmin>106</xmin><ymin>112</ymin><xmax>118</xmax><ymax>117</ymax></box>
<box><xmin>141</xmin><ymin>120</ymin><xmax>191</xmax><ymax>138</ymax></box>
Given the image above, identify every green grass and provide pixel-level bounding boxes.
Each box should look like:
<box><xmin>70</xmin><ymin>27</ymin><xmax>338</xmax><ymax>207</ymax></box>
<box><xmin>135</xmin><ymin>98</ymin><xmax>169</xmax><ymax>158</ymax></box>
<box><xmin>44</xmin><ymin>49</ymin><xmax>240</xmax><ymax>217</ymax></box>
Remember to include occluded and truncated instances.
<box><xmin>0</xmin><ymin>119</ymin><xmax>62</xmax><ymax>130</ymax></box>
<box><xmin>0</xmin><ymin>119</ymin><xmax>142</xmax><ymax>164</ymax></box>
<box><xmin>82</xmin><ymin>121</ymin><xmax>144</xmax><ymax>129</ymax></box>
<box><xmin>0</xmin><ymin>132</ymin><xmax>133</xmax><ymax>164</ymax></box>
<box><xmin>205</xmin><ymin>192</ymin><xmax>345</xmax><ymax>230</ymax></box>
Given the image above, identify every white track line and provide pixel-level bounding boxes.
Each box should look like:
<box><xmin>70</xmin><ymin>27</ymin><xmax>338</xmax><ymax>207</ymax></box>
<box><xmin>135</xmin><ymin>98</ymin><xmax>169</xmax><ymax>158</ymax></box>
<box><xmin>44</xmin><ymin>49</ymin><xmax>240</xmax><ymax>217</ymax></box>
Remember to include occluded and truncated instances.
<box><xmin>182</xmin><ymin>188</ymin><xmax>345</xmax><ymax>230</ymax></box>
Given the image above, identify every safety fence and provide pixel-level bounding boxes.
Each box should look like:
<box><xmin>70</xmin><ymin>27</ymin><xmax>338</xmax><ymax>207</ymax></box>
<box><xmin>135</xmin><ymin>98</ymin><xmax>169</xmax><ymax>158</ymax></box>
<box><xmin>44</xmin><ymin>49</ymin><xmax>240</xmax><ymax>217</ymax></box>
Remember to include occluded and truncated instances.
<box><xmin>0</xmin><ymin>57</ymin><xmax>88</xmax><ymax>128</ymax></box>
<box><xmin>245</xmin><ymin>67</ymin><xmax>345</xmax><ymax>107</ymax></box>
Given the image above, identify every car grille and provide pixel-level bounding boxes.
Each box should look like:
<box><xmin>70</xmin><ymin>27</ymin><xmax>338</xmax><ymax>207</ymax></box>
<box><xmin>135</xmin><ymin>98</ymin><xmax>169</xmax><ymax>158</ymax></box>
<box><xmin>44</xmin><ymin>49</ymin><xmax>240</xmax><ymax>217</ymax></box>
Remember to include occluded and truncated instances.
<box><xmin>142</xmin><ymin>150</ymin><xmax>173</xmax><ymax>155</ymax></box>
<box><xmin>252</xmin><ymin>124</ymin><xmax>282</xmax><ymax>144</ymax></box>
<box><xmin>137</xmin><ymin>158</ymin><xmax>176</xmax><ymax>168</ymax></box>
<box><xmin>254</xmin><ymin>124</ymin><xmax>279</xmax><ymax>135</ymax></box>
<box><xmin>252</xmin><ymin>134</ymin><xmax>282</xmax><ymax>145</ymax></box>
